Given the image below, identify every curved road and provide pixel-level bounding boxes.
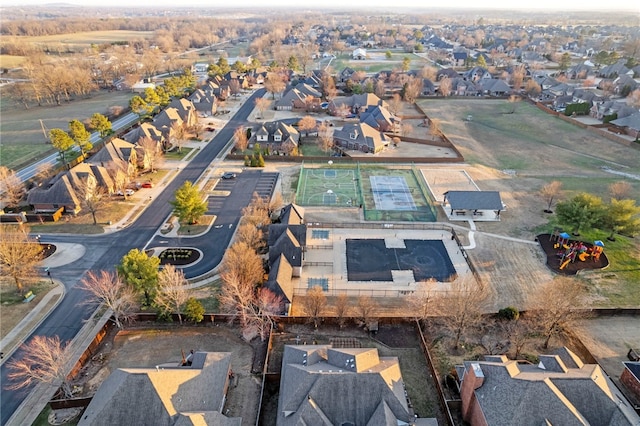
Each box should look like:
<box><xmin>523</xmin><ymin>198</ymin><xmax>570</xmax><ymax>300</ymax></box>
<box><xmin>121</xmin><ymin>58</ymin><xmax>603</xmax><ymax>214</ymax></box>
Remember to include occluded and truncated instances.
<box><xmin>1</xmin><ymin>89</ymin><xmax>270</xmax><ymax>425</ymax></box>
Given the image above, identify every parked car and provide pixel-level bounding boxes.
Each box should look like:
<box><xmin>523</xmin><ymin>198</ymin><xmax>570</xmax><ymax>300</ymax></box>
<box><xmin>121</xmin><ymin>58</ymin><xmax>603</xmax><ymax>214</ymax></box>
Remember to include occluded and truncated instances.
<box><xmin>116</xmin><ymin>189</ymin><xmax>135</xmax><ymax>196</ymax></box>
<box><xmin>141</xmin><ymin>182</ymin><xmax>154</xmax><ymax>188</ymax></box>
<box><xmin>221</xmin><ymin>172</ymin><xmax>236</xmax><ymax>179</ymax></box>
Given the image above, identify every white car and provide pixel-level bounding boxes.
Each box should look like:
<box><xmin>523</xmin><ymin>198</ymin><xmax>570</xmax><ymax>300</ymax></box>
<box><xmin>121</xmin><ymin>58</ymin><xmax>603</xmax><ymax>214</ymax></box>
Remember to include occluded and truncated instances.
<box><xmin>116</xmin><ymin>189</ymin><xmax>135</xmax><ymax>196</ymax></box>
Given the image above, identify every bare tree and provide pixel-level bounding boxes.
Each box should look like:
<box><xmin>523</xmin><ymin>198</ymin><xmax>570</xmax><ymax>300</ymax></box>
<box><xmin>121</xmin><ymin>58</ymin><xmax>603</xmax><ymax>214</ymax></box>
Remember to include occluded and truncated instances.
<box><xmin>540</xmin><ymin>181</ymin><xmax>563</xmax><ymax>213</ymax></box>
<box><xmin>388</xmin><ymin>93</ymin><xmax>402</xmax><ymax>115</ymax></box>
<box><xmin>506</xmin><ymin>95</ymin><xmax>521</xmax><ymax>113</ymax></box>
<box><xmin>0</xmin><ymin>166</ymin><xmax>25</xmax><ymax>210</ymax></box>
<box><xmin>137</xmin><ymin>136</ymin><xmax>164</xmax><ymax>173</ymax></box>
<box><xmin>525</xmin><ymin>80</ymin><xmax>542</xmax><ymax>98</ymax></box>
<box><xmin>433</xmin><ymin>276</ymin><xmax>487</xmax><ymax>350</ymax></box>
<box><xmin>528</xmin><ymin>277</ymin><xmax>587</xmax><ymax>349</ymax></box>
<box><xmin>318</xmin><ymin>121</ymin><xmax>334</xmax><ymax>153</ymax></box>
<box><xmin>408</xmin><ymin>280</ymin><xmax>435</xmax><ymax>326</ymax></box>
<box><xmin>0</xmin><ymin>225</ymin><xmax>44</xmax><ymax>292</ymax></box>
<box><xmin>374</xmin><ymin>79</ymin><xmax>386</xmax><ymax>99</ymax></box>
<box><xmin>73</xmin><ymin>179</ymin><xmax>108</xmax><ymax>225</ymax></box>
<box><xmin>608</xmin><ymin>181</ymin><xmax>632</xmax><ymax>201</ymax></box>
<box><xmin>297</xmin><ymin>116</ymin><xmax>316</xmax><ymax>140</ymax></box>
<box><xmin>429</xmin><ymin>118</ymin><xmax>442</xmax><ymax>140</ymax></box>
<box><xmin>264</xmin><ymin>72</ymin><xmax>286</xmax><ymax>99</ymax></box>
<box><xmin>247</xmin><ymin>287</ymin><xmax>282</xmax><ymax>341</ymax></box>
<box><xmin>333</xmin><ymin>293</ymin><xmax>350</xmax><ymax>328</ymax></box>
<box><xmin>254</xmin><ymin>97</ymin><xmax>271</xmax><ymax>119</ymax></box>
<box><xmin>236</xmin><ymin>222</ymin><xmax>264</xmax><ymax>252</ymax></box>
<box><xmin>301</xmin><ymin>285</ymin><xmax>327</xmax><ymax>328</ymax></box>
<box><xmin>500</xmin><ymin>316</ymin><xmax>535</xmax><ymax>359</ymax></box>
<box><xmin>6</xmin><ymin>335</ymin><xmax>74</xmax><ymax>398</ymax></box>
<box><xmin>218</xmin><ymin>241</ymin><xmax>265</xmax><ymax>327</ymax></box>
<box><xmin>438</xmin><ymin>77</ymin><xmax>452</xmax><ymax>97</ymax></box>
<box><xmin>34</xmin><ymin>163</ymin><xmax>55</xmax><ymax>186</ymax></box>
<box><xmin>402</xmin><ymin>76</ymin><xmax>423</xmax><ymax>103</ymax></box>
<box><xmin>355</xmin><ymin>295</ymin><xmax>377</xmax><ymax>330</ymax></box>
<box><xmin>80</xmin><ymin>270</ymin><xmax>137</xmax><ymax>328</ymax></box>
<box><xmin>155</xmin><ymin>265</ymin><xmax>190</xmax><ymax>324</ymax></box>
<box><xmin>170</xmin><ymin>122</ymin><xmax>187</xmax><ymax>153</ymax></box>
<box><xmin>234</xmin><ymin>126</ymin><xmax>249</xmax><ymax>152</ymax></box>
<box><xmin>242</xmin><ymin>192</ymin><xmax>270</xmax><ymax>227</ymax></box>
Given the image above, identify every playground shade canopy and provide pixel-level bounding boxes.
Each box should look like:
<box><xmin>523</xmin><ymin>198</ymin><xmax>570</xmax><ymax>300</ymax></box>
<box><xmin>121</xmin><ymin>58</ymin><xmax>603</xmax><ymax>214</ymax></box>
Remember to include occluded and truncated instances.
<box><xmin>443</xmin><ymin>191</ymin><xmax>504</xmax><ymax>211</ymax></box>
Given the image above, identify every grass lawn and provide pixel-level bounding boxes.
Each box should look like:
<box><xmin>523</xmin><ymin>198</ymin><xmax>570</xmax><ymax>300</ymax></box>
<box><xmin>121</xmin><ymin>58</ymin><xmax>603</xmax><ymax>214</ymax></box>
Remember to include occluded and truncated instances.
<box><xmin>0</xmin><ymin>54</ymin><xmax>27</xmax><ymax>69</ymax></box>
<box><xmin>0</xmin><ymin>144</ymin><xmax>57</xmax><ymax>171</ymax></box>
<box><xmin>29</xmin><ymin>199</ymin><xmax>136</xmax><ymax>234</ymax></box>
<box><xmin>17</xmin><ymin>30</ymin><xmax>154</xmax><ymax>50</ymax></box>
<box><xmin>177</xmin><ymin>215</ymin><xmax>214</xmax><ymax>235</ymax></box>
<box><xmin>300</xmin><ymin>141</ymin><xmax>330</xmax><ymax>157</ymax></box>
<box><xmin>0</xmin><ymin>279</ymin><xmax>56</xmax><ymax>340</ymax></box>
<box><xmin>164</xmin><ymin>147</ymin><xmax>193</xmax><ymax>160</ymax></box>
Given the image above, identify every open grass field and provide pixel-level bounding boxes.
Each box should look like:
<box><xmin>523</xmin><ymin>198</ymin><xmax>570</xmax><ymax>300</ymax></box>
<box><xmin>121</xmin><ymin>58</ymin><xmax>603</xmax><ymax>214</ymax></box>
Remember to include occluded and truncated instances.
<box><xmin>328</xmin><ymin>51</ymin><xmax>431</xmax><ymax>74</ymax></box>
<box><xmin>13</xmin><ymin>30</ymin><xmax>154</xmax><ymax>50</ymax></box>
<box><xmin>418</xmin><ymin>99</ymin><xmax>640</xmax><ymax>305</ymax></box>
<box><xmin>0</xmin><ymin>54</ymin><xmax>27</xmax><ymax>69</ymax></box>
<box><xmin>0</xmin><ymin>90</ymin><xmax>134</xmax><ymax>169</ymax></box>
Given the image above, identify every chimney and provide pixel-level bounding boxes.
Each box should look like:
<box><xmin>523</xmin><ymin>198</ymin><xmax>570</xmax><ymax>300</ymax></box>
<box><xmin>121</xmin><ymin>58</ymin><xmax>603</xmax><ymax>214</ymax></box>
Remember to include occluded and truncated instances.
<box><xmin>460</xmin><ymin>363</ymin><xmax>484</xmax><ymax>421</ymax></box>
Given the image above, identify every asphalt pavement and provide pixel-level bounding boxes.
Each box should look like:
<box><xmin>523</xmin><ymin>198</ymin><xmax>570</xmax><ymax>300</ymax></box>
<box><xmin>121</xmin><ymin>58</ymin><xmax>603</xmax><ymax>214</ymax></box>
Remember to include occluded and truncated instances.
<box><xmin>1</xmin><ymin>88</ymin><xmax>270</xmax><ymax>425</ymax></box>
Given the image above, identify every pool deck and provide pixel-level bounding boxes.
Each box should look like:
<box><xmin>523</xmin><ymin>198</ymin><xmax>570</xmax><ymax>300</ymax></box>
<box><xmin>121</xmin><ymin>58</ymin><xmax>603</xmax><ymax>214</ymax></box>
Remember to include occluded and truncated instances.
<box><xmin>297</xmin><ymin>227</ymin><xmax>472</xmax><ymax>298</ymax></box>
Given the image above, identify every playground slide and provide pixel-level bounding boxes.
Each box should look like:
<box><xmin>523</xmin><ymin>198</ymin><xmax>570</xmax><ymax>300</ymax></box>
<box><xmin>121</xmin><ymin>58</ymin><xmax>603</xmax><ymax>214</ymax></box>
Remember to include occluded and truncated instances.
<box><xmin>560</xmin><ymin>258</ymin><xmax>571</xmax><ymax>270</ymax></box>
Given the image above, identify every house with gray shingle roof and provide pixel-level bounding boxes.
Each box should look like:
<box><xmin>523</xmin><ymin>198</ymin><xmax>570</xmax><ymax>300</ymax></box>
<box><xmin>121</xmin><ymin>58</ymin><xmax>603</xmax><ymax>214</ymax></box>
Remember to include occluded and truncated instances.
<box><xmin>87</xmin><ymin>138</ymin><xmax>138</xmax><ymax>179</ymax></box>
<box><xmin>611</xmin><ymin>113</ymin><xmax>640</xmax><ymax>139</ymax></box>
<box><xmin>78</xmin><ymin>352</ymin><xmax>240</xmax><ymax>426</ymax></box>
<box><xmin>328</xmin><ymin>93</ymin><xmax>388</xmax><ymax>117</ymax></box>
<box><xmin>477</xmin><ymin>79</ymin><xmax>511</xmax><ymax>96</ymax></box>
<box><xmin>457</xmin><ymin>347</ymin><xmax>640</xmax><ymax>426</ymax></box>
<box><xmin>268</xmin><ymin>225</ymin><xmax>305</xmax><ymax>276</ymax></box>
<box><xmin>188</xmin><ymin>88</ymin><xmax>218</xmax><ymax>117</ymax></box>
<box><xmin>333</xmin><ymin>122</ymin><xmax>390</xmax><ymax>154</ymax></box>
<box><xmin>359</xmin><ymin>104</ymin><xmax>400</xmax><ymax>133</ymax></box>
<box><xmin>251</xmin><ymin>121</ymin><xmax>300</xmax><ymax>155</ymax></box>
<box><xmin>275</xmin><ymin>83</ymin><xmax>322</xmax><ymax>111</ymax></box>
<box><xmin>277</xmin><ymin>345</ymin><xmax>420</xmax><ymax>426</ymax></box>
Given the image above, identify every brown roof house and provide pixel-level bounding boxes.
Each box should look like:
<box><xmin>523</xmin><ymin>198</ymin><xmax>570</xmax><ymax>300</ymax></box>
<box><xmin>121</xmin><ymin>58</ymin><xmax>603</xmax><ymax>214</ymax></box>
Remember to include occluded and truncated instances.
<box><xmin>78</xmin><ymin>352</ymin><xmax>241</xmax><ymax>426</ymax></box>
<box><xmin>457</xmin><ymin>347</ymin><xmax>640</xmax><ymax>426</ymax></box>
<box><xmin>333</xmin><ymin>122</ymin><xmax>390</xmax><ymax>154</ymax></box>
<box><xmin>87</xmin><ymin>138</ymin><xmax>138</xmax><ymax>178</ymax></box>
<box><xmin>277</xmin><ymin>345</ymin><xmax>424</xmax><ymax>425</ymax></box>
<box><xmin>123</xmin><ymin>122</ymin><xmax>166</xmax><ymax>147</ymax></box>
<box><xmin>188</xmin><ymin>87</ymin><xmax>218</xmax><ymax>117</ymax></box>
<box><xmin>27</xmin><ymin>163</ymin><xmax>114</xmax><ymax>214</ymax></box>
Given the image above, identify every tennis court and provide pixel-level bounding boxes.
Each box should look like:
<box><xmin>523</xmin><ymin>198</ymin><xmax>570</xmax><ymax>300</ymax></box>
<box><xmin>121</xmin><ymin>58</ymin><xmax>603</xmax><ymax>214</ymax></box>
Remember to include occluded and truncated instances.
<box><xmin>370</xmin><ymin>176</ymin><xmax>417</xmax><ymax>211</ymax></box>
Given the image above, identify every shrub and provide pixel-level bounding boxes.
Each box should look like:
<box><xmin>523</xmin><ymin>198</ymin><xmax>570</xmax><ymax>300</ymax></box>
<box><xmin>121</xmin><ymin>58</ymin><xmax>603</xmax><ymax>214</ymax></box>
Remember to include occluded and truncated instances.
<box><xmin>497</xmin><ymin>306</ymin><xmax>520</xmax><ymax>321</ymax></box>
<box><xmin>184</xmin><ymin>297</ymin><xmax>204</xmax><ymax>323</ymax></box>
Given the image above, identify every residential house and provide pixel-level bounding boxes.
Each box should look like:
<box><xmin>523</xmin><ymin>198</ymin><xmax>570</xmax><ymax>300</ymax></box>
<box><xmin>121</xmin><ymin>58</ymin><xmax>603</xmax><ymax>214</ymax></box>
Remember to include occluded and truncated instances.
<box><xmin>422</xmin><ymin>78</ymin><xmax>436</xmax><ymax>95</ymax></box>
<box><xmin>567</xmin><ymin>62</ymin><xmax>594</xmax><ymax>80</ymax></box>
<box><xmin>352</xmin><ymin>48</ymin><xmax>367</xmax><ymax>60</ymax></box>
<box><xmin>613</xmin><ymin>75</ymin><xmax>639</xmax><ymax>95</ymax></box>
<box><xmin>599</xmin><ymin>59</ymin><xmax>632</xmax><ymax>79</ymax></box>
<box><xmin>611</xmin><ymin>113</ymin><xmax>640</xmax><ymax>139</ymax></box>
<box><xmin>78</xmin><ymin>352</ymin><xmax>241</xmax><ymax>426</ymax></box>
<box><xmin>436</xmin><ymin>68</ymin><xmax>459</xmax><ymax>81</ymax></box>
<box><xmin>452</xmin><ymin>51</ymin><xmax>468</xmax><ymax>66</ymax></box>
<box><xmin>265</xmin><ymin>254</ymin><xmax>294</xmax><ymax>316</ymax></box>
<box><xmin>277</xmin><ymin>345</ymin><xmax>429</xmax><ymax>426</ymax></box>
<box><xmin>275</xmin><ymin>83</ymin><xmax>322</xmax><ymax>111</ymax></box>
<box><xmin>27</xmin><ymin>163</ymin><xmax>113</xmax><ymax>214</ymax></box>
<box><xmin>188</xmin><ymin>88</ymin><xmax>218</xmax><ymax>117</ymax></box>
<box><xmin>338</xmin><ymin>67</ymin><xmax>356</xmax><ymax>84</ymax></box>
<box><xmin>123</xmin><ymin>122</ymin><xmax>165</xmax><ymax>148</ymax></box>
<box><xmin>205</xmin><ymin>78</ymin><xmax>231</xmax><ymax>100</ymax></box>
<box><xmin>251</xmin><ymin>121</ymin><xmax>300</xmax><ymax>155</ymax></box>
<box><xmin>457</xmin><ymin>347</ymin><xmax>640</xmax><ymax>425</ymax></box>
<box><xmin>87</xmin><ymin>138</ymin><xmax>138</xmax><ymax>179</ymax></box>
<box><xmin>268</xmin><ymin>224</ymin><xmax>306</xmax><ymax>277</ymax></box>
<box><xmin>328</xmin><ymin>93</ymin><xmax>387</xmax><ymax>117</ymax></box>
<box><xmin>166</xmin><ymin>98</ymin><xmax>198</xmax><ymax>127</ymax></box>
<box><xmin>463</xmin><ymin>66</ymin><xmax>492</xmax><ymax>83</ymax></box>
<box><xmin>590</xmin><ymin>100</ymin><xmax>636</xmax><ymax>120</ymax></box>
<box><xmin>477</xmin><ymin>79</ymin><xmax>511</xmax><ymax>96</ymax></box>
<box><xmin>450</xmin><ymin>78</ymin><xmax>479</xmax><ymax>96</ymax></box>
<box><xmin>333</xmin><ymin>122</ymin><xmax>390</xmax><ymax>154</ymax></box>
<box><xmin>359</xmin><ymin>104</ymin><xmax>400</xmax><ymax>133</ymax></box>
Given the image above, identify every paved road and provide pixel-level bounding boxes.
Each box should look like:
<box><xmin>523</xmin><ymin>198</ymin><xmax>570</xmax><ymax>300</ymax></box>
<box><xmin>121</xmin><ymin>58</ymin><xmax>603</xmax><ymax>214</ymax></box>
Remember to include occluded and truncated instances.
<box><xmin>15</xmin><ymin>112</ymin><xmax>139</xmax><ymax>183</ymax></box>
<box><xmin>0</xmin><ymin>89</ymin><xmax>270</xmax><ymax>425</ymax></box>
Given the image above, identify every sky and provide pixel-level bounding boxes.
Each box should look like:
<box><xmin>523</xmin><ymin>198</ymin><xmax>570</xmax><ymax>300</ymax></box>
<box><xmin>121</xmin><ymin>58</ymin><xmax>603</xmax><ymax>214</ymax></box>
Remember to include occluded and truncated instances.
<box><xmin>3</xmin><ymin>0</ymin><xmax>639</xmax><ymax>11</ymax></box>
